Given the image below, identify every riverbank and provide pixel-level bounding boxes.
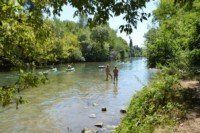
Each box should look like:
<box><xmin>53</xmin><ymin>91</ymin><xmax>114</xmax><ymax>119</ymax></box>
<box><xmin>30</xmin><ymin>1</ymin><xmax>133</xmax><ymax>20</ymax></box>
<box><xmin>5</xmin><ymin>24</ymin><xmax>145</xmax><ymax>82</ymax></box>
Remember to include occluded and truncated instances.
<box><xmin>115</xmin><ymin>69</ymin><xmax>200</xmax><ymax>133</ymax></box>
<box><xmin>156</xmin><ymin>80</ymin><xmax>200</xmax><ymax>133</ymax></box>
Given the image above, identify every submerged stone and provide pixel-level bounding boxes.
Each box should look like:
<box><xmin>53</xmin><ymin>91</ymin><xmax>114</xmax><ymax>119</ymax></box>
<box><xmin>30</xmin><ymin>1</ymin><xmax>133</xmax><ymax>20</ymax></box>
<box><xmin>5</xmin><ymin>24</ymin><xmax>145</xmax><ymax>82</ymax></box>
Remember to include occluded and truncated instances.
<box><xmin>120</xmin><ymin>109</ymin><xmax>127</xmax><ymax>114</ymax></box>
<box><xmin>89</xmin><ymin>114</ymin><xmax>96</xmax><ymax>118</ymax></box>
<box><xmin>106</xmin><ymin>125</ymin><xmax>117</xmax><ymax>130</ymax></box>
<box><xmin>81</xmin><ymin>128</ymin><xmax>98</xmax><ymax>133</ymax></box>
<box><xmin>101</xmin><ymin>107</ymin><xmax>107</xmax><ymax>111</ymax></box>
<box><xmin>94</xmin><ymin>122</ymin><xmax>103</xmax><ymax>128</ymax></box>
<box><xmin>92</xmin><ymin>103</ymin><xmax>98</xmax><ymax>106</ymax></box>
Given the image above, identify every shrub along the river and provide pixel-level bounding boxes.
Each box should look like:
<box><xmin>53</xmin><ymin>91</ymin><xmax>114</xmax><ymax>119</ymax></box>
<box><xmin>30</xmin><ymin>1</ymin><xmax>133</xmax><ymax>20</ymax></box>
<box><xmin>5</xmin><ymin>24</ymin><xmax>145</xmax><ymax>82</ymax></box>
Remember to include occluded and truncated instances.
<box><xmin>145</xmin><ymin>0</ymin><xmax>200</xmax><ymax>73</ymax></box>
<box><xmin>0</xmin><ymin>70</ymin><xmax>48</xmax><ymax>108</ymax></box>
<box><xmin>115</xmin><ymin>66</ymin><xmax>193</xmax><ymax>132</ymax></box>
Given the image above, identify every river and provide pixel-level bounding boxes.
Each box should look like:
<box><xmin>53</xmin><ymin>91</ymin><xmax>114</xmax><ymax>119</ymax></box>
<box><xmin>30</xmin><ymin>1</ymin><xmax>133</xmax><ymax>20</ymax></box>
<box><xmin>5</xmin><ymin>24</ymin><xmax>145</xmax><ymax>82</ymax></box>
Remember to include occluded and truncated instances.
<box><xmin>0</xmin><ymin>58</ymin><xmax>156</xmax><ymax>133</ymax></box>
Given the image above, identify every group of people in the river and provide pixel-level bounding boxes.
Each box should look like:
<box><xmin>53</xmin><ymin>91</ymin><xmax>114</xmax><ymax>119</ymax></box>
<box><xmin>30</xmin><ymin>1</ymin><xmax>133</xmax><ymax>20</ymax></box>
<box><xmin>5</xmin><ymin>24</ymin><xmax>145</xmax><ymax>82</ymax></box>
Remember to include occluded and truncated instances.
<box><xmin>105</xmin><ymin>65</ymin><xmax>119</xmax><ymax>83</ymax></box>
<box><xmin>51</xmin><ymin>64</ymin><xmax>119</xmax><ymax>83</ymax></box>
<box><xmin>66</xmin><ymin>64</ymin><xmax>119</xmax><ymax>83</ymax></box>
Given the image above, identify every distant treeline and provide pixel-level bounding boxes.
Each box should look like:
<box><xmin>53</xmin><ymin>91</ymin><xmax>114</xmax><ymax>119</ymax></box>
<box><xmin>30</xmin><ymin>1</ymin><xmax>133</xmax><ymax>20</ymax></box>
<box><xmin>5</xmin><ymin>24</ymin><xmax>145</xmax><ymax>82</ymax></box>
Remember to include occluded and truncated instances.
<box><xmin>129</xmin><ymin>38</ymin><xmax>143</xmax><ymax>57</ymax></box>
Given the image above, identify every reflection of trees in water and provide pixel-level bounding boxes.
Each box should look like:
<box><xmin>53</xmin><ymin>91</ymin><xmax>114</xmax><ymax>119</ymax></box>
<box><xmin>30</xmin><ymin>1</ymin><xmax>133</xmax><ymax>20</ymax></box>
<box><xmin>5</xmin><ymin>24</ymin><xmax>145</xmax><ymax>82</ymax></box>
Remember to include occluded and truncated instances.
<box><xmin>74</xmin><ymin>63</ymin><xmax>86</xmax><ymax>72</ymax></box>
<box><xmin>129</xmin><ymin>58</ymin><xmax>133</xmax><ymax>69</ymax></box>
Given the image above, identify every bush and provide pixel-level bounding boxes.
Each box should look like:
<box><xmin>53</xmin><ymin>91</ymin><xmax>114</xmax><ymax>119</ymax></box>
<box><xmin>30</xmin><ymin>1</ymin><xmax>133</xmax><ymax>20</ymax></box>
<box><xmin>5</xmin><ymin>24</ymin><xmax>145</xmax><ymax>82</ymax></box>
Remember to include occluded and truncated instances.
<box><xmin>116</xmin><ymin>70</ymin><xmax>186</xmax><ymax>133</ymax></box>
<box><xmin>145</xmin><ymin>0</ymin><xmax>200</xmax><ymax>70</ymax></box>
<box><xmin>188</xmin><ymin>49</ymin><xmax>200</xmax><ymax>68</ymax></box>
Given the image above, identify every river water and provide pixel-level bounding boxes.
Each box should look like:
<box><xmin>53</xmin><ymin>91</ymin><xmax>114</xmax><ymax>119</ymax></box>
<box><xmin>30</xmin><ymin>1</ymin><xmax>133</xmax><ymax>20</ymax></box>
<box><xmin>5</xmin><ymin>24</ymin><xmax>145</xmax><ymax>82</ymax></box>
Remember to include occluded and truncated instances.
<box><xmin>0</xmin><ymin>58</ymin><xmax>156</xmax><ymax>133</ymax></box>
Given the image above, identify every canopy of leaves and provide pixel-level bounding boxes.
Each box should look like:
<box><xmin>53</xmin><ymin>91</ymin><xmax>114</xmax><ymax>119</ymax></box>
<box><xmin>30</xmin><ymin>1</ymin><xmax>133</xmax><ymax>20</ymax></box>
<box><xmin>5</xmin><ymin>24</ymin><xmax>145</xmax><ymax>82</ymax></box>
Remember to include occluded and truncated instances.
<box><xmin>0</xmin><ymin>0</ymin><xmax>154</xmax><ymax>34</ymax></box>
<box><xmin>145</xmin><ymin>0</ymin><xmax>200</xmax><ymax>72</ymax></box>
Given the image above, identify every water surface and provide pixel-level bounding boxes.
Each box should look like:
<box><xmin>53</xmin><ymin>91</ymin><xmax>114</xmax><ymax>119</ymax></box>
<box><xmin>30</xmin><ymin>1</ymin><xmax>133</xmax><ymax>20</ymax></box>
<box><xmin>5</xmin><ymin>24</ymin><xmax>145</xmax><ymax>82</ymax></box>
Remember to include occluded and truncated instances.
<box><xmin>0</xmin><ymin>58</ymin><xmax>156</xmax><ymax>133</ymax></box>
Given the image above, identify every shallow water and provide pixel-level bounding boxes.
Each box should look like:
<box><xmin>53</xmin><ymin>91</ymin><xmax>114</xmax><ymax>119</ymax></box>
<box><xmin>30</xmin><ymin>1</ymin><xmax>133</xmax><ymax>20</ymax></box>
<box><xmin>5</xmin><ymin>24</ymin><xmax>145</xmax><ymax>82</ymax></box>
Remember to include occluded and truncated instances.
<box><xmin>0</xmin><ymin>58</ymin><xmax>156</xmax><ymax>133</ymax></box>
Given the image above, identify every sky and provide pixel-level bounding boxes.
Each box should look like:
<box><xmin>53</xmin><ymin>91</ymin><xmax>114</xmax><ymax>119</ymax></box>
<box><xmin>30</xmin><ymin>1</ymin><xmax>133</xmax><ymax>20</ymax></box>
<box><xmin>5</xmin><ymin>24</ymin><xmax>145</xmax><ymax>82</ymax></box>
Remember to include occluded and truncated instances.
<box><xmin>56</xmin><ymin>0</ymin><xmax>159</xmax><ymax>47</ymax></box>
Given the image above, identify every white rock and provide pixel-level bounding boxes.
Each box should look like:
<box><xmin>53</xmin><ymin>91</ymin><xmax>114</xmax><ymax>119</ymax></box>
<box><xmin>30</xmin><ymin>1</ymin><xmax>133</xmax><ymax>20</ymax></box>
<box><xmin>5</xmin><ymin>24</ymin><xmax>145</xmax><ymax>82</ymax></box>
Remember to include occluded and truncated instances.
<box><xmin>81</xmin><ymin>128</ymin><xmax>98</xmax><ymax>133</ymax></box>
<box><xmin>106</xmin><ymin>125</ymin><xmax>117</xmax><ymax>130</ymax></box>
<box><xmin>92</xmin><ymin>103</ymin><xmax>98</xmax><ymax>106</ymax></box>
<box><xmin>89</xmin><ymin>114</ymin><xmax>96</xmax><ymax>118</ymax></box>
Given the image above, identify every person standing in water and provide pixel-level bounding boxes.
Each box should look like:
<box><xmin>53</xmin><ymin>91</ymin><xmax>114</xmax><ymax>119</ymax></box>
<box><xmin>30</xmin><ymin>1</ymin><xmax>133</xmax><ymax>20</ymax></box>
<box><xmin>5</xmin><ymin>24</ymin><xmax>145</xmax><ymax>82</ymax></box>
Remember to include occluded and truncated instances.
<box><xmin>105</xmin><ymin>65</ymin><xmax>112</xmax><ymax>81</ymax></box>
<box><xmin>67</xmin><ymin>64</ymin><xmax>72</xmax><ymax>69</ymax></box>
<box><xmin>113</xmin><ymin>66</ymin><xmax>119</xmax><ymax>83</ymax></box>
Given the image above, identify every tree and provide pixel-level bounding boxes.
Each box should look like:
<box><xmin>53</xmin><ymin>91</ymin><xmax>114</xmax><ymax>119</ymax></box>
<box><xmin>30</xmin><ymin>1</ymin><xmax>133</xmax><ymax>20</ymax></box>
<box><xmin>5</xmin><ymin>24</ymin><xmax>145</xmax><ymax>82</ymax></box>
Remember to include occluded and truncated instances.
<box><xmin>78</xmin><ymin>14</ymin><xmax>88</xmax><ymax>28</ymax></box>
<box><xmin>145</xmin><ymin>0</ymin><xmax>200</xmax><ymax>70</ymax></box>
<box><xmin>129</xmin><ymin>37</ymin><xmax>133</xmax><ymax>57</ymax></box>
<box><xmin>90</xmin><ymin>26</ymin><xmax>109</xmax><ymax>48</ymax></box>
<box><xmin>1</xmin><ymin>0</ymin><xmax>197</xmax><ymax>34</ymax></box>
<box><xmin>0</xmin><ymin>0</ymin><xmax>154</xmax><ymax>34</ymax></box>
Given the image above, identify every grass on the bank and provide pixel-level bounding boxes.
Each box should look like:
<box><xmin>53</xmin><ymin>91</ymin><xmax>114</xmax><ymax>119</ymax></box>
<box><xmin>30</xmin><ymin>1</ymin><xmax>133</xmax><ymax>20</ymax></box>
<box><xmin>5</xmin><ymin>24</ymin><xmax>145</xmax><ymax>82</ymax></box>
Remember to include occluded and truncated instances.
<box><xmin>115</xmin><ymin>68</ymin><xmax>194</xmax><ymax>133</ymax></box>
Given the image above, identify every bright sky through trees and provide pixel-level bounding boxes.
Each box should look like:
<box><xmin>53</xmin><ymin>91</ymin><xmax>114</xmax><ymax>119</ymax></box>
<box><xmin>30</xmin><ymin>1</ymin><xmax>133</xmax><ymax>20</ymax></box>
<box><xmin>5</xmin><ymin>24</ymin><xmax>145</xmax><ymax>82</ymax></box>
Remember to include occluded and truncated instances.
<box><xmin>57</xmin><ymin>0</ymin><xmax>159</xmax><ymax>47</ymax></box>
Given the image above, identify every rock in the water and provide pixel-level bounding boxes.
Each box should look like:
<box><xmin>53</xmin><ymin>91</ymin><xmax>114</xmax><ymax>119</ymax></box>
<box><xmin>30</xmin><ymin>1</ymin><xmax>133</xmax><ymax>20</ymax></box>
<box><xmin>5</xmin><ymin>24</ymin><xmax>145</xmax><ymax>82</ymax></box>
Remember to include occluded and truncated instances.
<box><xmin>81</xmin><ymin>128</ymin><xmax>98</xmax><ymax>133</ymax></box>
<box><xmin>92</xmin><ymin>103</ymin><xmax>98</xmax><ymax>106</ymax></box>
<box><xmin>101</xmin><ymin>107</ymin><xmax>107</xmax><ymax>111</ymax></box>
<box><xmin>120</xmin><ymin>109</ymin><xmax>127</xmax><ymax>114</ymax></box>
<box><xmin>106</xmin><ymin>125</ymin><xmax>117</xmax><ymax>130</ymax></box>
<box><xmin>89</xmin><ymin>114</ymin><xmax>96</xmax><ymax>118</ymax></box>
<box><xmin>95</xmin><ymin>122</ymin><xmax>103</xmax><ymax>128</ymax></box>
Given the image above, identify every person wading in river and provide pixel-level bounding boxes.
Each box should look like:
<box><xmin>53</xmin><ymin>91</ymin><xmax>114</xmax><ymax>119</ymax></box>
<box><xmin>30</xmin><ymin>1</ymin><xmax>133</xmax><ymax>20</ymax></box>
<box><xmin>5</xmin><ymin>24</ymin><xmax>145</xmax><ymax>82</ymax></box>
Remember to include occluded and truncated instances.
<box><xmin>105</xmin><ymin>65</ymin><xmax>112</xmax><ymax>81</ymax></box>
<box><xmin>113</xmin><ymin>66</ymin><xmax>119</xmax><ymax>83</ymax></box>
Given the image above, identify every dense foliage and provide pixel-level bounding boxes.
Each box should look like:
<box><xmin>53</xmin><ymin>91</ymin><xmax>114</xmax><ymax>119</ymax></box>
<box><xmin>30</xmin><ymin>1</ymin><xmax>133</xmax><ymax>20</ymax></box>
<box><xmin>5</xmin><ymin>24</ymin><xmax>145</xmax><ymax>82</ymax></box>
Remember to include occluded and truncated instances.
<box><xmin>78</xmin><ymin>24</ymin><xmax>129</xmax><ymax>61</ymax></box>
<box><xmin>145</xmin><ymin>0</ymin><xmax>200</xmax><ymax>71</ymax></box>
<box><xmin>0</xmin><ymin>0</ymin><xmax>153</xmax><ymax>34</ymax></box>
<box><xmin>0</xmin><ymin>17</ymin><xmax>129</xmax><ymax>70</ymax></box>
<box><xmin>1</xmin><ymin>0</ymin><xmax>133</xmax><ymax>70</ymax></box>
